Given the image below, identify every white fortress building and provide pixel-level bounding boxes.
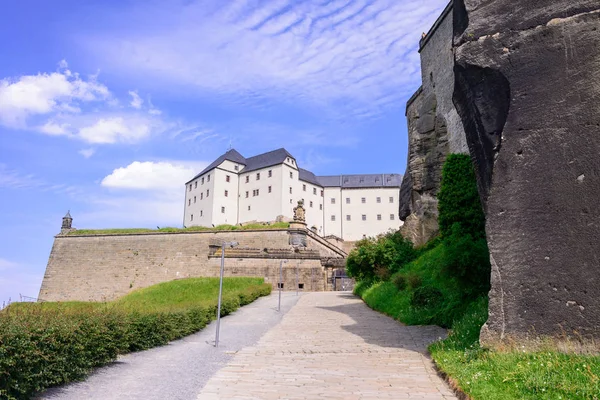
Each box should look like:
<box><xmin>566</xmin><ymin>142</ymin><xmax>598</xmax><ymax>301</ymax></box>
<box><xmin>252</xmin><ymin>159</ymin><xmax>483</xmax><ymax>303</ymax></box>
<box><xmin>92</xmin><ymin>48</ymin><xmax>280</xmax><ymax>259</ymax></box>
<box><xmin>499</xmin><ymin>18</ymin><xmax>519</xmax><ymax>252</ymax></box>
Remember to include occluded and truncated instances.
<box><xmin>183</xmin><ymin>148</ymin><xmax>402</xmax><ymax>241</ymax></box>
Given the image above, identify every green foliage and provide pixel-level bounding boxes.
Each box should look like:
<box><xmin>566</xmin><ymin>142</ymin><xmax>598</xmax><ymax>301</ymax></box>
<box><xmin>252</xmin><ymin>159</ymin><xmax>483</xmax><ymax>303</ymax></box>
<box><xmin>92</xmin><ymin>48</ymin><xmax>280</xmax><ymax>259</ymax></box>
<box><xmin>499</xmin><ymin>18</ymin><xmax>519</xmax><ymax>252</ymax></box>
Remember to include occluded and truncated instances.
<box><xmin>437</xmin><ymin>154</ymin><xmax>486</xmax><ymax>240</ymax></box>
<box><xmin>411</xmin><ymin>286</ymin><xmax>444</xmax><ymax>309</ymax></box>
<box><xmin>346</xmin><ymin>230</ymin><xmax>417</xmax><ymax>281</ymax></box>
<box><xmin>0</xmin><ymin>278</ymin><xmax>271</xmax><ymax>399</ymax></box>
<box><xmin>68</xmin><ymin>223</ymin><xmax>290</xmax><ymax>235</ymax></box>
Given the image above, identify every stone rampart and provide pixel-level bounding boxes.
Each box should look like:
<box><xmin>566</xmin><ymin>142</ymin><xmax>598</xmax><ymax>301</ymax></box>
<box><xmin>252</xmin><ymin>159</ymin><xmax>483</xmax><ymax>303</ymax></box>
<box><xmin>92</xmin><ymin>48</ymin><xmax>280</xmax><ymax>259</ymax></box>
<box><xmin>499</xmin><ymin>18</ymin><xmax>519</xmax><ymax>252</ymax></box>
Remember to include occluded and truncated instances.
<box><xmin>39</xmin><ymin>229</ymin><xmax>345</xmax><ymax>302</ymax></box>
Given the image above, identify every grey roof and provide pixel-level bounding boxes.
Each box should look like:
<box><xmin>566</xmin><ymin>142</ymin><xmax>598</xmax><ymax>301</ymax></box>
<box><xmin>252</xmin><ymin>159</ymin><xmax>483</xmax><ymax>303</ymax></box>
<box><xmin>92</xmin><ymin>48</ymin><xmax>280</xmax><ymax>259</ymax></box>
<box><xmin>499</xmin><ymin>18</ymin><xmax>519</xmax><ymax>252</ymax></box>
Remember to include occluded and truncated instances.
<box><xmin>63</xmin><ymin>211</ymin><xmax>72</xmax><ymax>219</ymax></box>
<box><xmin>243</xmin><ymin>148</ymin><xmax>295</xmax><ymax>173</ymax></box>
<box><xmin>316</xmin><ymin>174</ymin><xmax>402</xmax><ymax>188</ymax></box>
<box><xmin>187</xmin><ymin>149</ymin><xmax>247</xmax><ymax>183</ymax></box>
<box><xmin>298</xmin><ymin>168</ymin><xmax>321</xmax><ymax>186</ymax></box>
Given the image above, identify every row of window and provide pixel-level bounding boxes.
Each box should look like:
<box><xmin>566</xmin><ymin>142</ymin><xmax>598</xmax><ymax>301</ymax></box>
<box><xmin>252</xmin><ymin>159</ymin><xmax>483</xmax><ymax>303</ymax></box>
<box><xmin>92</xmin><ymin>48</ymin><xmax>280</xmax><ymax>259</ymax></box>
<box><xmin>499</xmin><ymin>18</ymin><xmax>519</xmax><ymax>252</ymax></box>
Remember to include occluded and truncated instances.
<box><xmin>330</xmin><ymin>214</ymin><xmax>396</xmax><ymax>221</ymax></box>
<box><xmin>331</xmin><ymin>196</ymin><xmax>394</xmax><ymax>204</ymax></box>
<box><xmin>188</xmin><ymin>190</ymin><xmax>210</xmax><ymax>205</ymax></box>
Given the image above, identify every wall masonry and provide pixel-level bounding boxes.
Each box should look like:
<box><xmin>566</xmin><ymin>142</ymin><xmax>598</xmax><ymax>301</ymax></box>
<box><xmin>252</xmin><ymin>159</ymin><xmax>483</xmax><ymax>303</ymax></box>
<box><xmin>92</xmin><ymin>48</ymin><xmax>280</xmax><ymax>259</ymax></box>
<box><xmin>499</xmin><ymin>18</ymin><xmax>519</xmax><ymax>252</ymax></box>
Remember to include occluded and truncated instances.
<box><xmin>39</xmin><ymin>229</ymin><xmax>346</xmax><ymax>302</ymax></box>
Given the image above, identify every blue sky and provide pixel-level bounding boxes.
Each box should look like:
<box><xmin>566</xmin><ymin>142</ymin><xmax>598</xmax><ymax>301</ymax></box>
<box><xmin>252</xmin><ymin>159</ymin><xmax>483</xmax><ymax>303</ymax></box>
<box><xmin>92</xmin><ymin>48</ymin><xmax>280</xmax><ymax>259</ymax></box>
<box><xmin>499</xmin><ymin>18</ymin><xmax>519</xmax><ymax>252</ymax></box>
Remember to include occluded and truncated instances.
<box><xmin>0</xmin><ymin>0</ymin><xmax>447</xmax><ymax>303</ymax></box>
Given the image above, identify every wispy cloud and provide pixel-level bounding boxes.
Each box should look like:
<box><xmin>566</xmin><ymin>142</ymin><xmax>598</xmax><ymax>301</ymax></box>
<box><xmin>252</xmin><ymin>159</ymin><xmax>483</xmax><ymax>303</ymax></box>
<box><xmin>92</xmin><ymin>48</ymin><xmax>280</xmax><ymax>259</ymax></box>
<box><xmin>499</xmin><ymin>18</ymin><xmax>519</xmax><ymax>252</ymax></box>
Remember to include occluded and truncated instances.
<box><xmin>0</xmin><ymin>61</ymin><xmax>187</xmax><ymax>145</ymax></box>
<box><xmin>84</xmin><ymin>0</ymin><xmax>447</xmax><ymax>118</ymax></box>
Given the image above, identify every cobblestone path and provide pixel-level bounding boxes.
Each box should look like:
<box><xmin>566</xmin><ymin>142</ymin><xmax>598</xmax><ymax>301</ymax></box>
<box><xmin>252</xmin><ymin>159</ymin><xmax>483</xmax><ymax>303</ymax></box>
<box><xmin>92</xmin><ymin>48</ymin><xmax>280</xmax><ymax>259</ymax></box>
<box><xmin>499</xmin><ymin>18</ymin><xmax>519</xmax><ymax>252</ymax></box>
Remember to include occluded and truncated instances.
<box><xmin>197</xmin><ymin>292</ymin><xmax>457</xmax><ymax>400</ymax></box>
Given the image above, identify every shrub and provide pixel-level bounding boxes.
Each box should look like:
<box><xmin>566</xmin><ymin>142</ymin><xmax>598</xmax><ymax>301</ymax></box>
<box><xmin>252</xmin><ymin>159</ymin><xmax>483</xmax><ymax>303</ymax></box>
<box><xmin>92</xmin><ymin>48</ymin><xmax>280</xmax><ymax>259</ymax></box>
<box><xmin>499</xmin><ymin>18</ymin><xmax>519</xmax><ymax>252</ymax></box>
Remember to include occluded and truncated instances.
<box><xmin>392</xmin><ymin>274</ymin><xmax>407</xmax><ymax>291</ymax></box>
<box><xmin>437</xmin><ymin>154</ymin><xmax>486</xmax><ymax>240</ymax></box>
<box><xmin>411</xmin><ymin>286</ymin><xmax>444</xmax><ymax>309</ymax></box>
<box><xmin>346</xmin><ymin>230</ymin><xmax>417</xmax><ymax>281</ymax></box>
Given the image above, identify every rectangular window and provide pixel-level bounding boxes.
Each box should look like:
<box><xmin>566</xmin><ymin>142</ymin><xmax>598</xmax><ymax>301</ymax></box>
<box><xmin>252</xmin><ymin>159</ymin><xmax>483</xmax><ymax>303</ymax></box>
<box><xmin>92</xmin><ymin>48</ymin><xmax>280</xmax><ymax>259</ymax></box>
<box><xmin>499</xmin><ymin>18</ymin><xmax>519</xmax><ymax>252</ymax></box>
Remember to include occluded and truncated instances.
<box><xmin>256</xmin><ymin>172</ymin><xmax>260</xmax><ymax>180</ymax></box>
<box><xmin>221</xmin><ymin>207</ymin><xmax>225</xmax><ymax>213</ymax></box>
<box><xmin>200</xmin><ymin>210</ymin><xmax>203</xmax><ymax>217</ymax></box>
<box><xmin>319</xmin><ymin>204</ymin><xmax>323</xmax><ymax>210</ymax></box>
<box><xmin>201</xmin><ymin>193</ymin><xmax>203</xmax><ymax>200</ymax></box>
<box><xmin>189</xmin><ymin>184</ymin><xmax>192</xmax><ymax>192</ymax></box>
<box><xmin>310</xmin><ymin>201</ymin><xmax>313</xmax><ymax>208</ymax></box>
<box><xmin>188</xmin><ymin>199</ymin><xmax>191</xmax><ymax>206</ymax></box>
<box><xmin>256</xmin><ymin>189</ymin><xmax>259</xmax><ymax>196</ymax></box>
<box><xmin>289</xmin><ymin>187</ymin><xmax>292</xmax><ymax>194</ymax></box>
<box><xmin>190</xmin><ymin>214</ymin><xmax>194</xmax><ymax>221</ymax></box>
<box><xmin>346</xmin><ymin>215</ymin><xmax>351</xmax><ymax>221</ymax></box>
<box><xmin>277</xmin><ymin>283</ymin><xmax>284</xmax><ymax>289</ymax></box>
<box><xmin>331</xmin><ymin>198</ymin><xmax>336</xmax><ymax>204</ymax></box>
<box><xmin>207</xmin><ymin>174</ymin><xmax>210</xmax><ymax>182</ymax></box>
<box><xmin>390</xmin><ymin>214</ymin><xmax>395</xmax><ymax>220</ymax></box>
<box><xmin>362</xmin><ymin>214</ymin><xmax>366</xmax><ymax>221</ymax></box>
<box><xmin>377</xmin><ymin>214</ymin><xmax>382</xmax><ymax>221</ymax></box>
<box><xmin>224</xmin><ymin>190</ymin><xmax>228</xmax><ymax>197</ymax></box>
<box><xmin>290</xmin><ymin>172</ymin><xmax>293</xmax><ymax>178</ymax></box>
<box><xmin>246</xmin><ymin>176</ymin><xmax>249</xmax><ymax>183</ymax></box>
<box><xmin>207</xmin><ymin>189</ymin><xmax>210</xmax><ymax>197</ymax></box>
<box><xmin>194</xmin><ymin>196</ymin><xmax>196</xmax><ymax>203</ymax></box>
<box><xmin>245</xmin><ymin>191</ymin><xmax>249</xmax><ymax>198</ymax></box>
<box><xmin>320</xmin><ymin>190</ymin><xmax>323</xmax><ymax>197</ymax></box>
<box><xmin>303</xmin><ymin>184</ymin><xmax>306</xmax><ymax>191</ymax></box>
<box><xmin>313</xmin><ymin>188</ymin><xmax>317</xmax><ymax>195</ymax></box>
<box><xmin>361</xmin><ymin>197</ymin><xmax>366</xmax><ymax>204</ymax></box>
<box><xmin>346</xmin><ymin>198</ymin><xmax>350</xmax><ymax>204</ymax></box>
<box><xmin>376</xmin><ymin>197</ymin><xmax>381</xmax><ymax>203</ymax></box>
<box><xmin>268</xmin><ymin>186</ymin><xmax>272</xmax><ymax>193</ymax></box>
<box><xmin>201</xmin><ymin>177</ymin><xmax>205</xmax><ymax>184</ymax></box>
<box><xmin>268</xmin><ymin>170</ymin><xmax>272</xmax><ymax>177</ymax></box>
<box><xmin>234</xmin><ymin>165</ymin><xmax>239</xmax><ymax>171</ymax></box>
<box><xmin>248</xmin><ymin>205</ymin><xmax>251</xmax><ymax>211</ymax></box>
<box><xmin>389</xmin><ymin>196</ymin><xmax>394</xmax><ymax>203</ymax></box>
<box><xmin>194</xmin><ymin>182</ymin><xmax>197</xmax><ymax>189</ymax></box>
<box><xmin>331</xmin><ymin>215</ymin><xmax>336</xmax><ymax>221</ymax></box>
<box><xmin>226</xmin><ymin>175</ymin><xmax>230</xmax><ymax>183</ymax></box>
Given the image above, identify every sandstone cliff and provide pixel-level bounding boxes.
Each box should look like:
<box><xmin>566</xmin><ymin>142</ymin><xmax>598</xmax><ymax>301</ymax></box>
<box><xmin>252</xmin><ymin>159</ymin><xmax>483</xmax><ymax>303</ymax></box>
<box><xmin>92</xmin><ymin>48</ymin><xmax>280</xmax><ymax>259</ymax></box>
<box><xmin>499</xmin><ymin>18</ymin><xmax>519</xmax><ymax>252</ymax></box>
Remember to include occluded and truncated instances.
<box><xmin>451</xmin><ymin>0</ymin><xmax>600</xmax><ymax>345</ymax></box>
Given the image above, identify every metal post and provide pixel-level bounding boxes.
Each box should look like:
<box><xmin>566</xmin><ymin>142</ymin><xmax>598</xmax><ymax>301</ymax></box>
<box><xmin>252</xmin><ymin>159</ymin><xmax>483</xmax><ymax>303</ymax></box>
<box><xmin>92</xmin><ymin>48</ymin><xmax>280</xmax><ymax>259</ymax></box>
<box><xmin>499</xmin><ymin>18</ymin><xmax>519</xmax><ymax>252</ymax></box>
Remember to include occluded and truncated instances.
<box><xmin>278</xmin><ymin>260</ymin><xmax>283</xmax><ymax>312</ymax></box>
<box><xmin>296</xmin><ymin>263</ymin><xmax>299</xmax><ymax>296</ymax></box>
<box><xmin>215</xmin><ymin>243</ymin><xmax>226</xmax><ymax>347</ymax></box>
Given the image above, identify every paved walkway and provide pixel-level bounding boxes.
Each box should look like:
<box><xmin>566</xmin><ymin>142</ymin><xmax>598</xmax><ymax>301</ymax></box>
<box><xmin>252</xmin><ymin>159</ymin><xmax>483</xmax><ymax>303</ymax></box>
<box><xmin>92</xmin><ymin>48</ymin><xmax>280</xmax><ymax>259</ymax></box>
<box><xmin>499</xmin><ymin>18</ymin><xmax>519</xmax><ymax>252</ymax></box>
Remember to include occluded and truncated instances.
<box><xmin>198</xmin><ymin>292</ymin><xmax>456</xmax><ymax>400</ymax></box>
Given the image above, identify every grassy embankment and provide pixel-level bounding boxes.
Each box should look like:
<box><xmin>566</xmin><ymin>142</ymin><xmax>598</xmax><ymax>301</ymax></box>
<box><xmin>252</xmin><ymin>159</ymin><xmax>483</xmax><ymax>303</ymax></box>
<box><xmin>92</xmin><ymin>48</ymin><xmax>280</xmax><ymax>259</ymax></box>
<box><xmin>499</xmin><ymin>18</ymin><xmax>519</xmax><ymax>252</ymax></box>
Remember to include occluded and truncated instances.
<box><xmin>351</xmin><ymin>154</ymin><xmax>600</xmax><ymax>399</ymax></box>
<box><xmin>0</xmin><ymin>277</ymin><xmax>271</xmax><ymax>399</ymax></box>
<box><xmin>66</xmin><ymin>222</ymin><xmax>290</xmax><ymax>235</ymax></box>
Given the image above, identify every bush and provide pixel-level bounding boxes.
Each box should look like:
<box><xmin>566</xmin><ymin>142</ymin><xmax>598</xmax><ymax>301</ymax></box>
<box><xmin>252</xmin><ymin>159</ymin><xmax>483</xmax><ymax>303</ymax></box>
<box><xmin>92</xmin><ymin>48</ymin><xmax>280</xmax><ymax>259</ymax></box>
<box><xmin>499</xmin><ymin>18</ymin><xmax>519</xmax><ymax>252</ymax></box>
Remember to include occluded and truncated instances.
<box><xmin>392</xmin><ymin>273</ymin><xmax>421</xmax><ymax>291</ymax></box>
<box><xmin>392</xmin><ymin>274</ymin><xmax>408</xmax><ymax>291</ymax></box>
<box><xmin>411</xmin><ymin>286</ymin><xmax>444</xmax><ymax>309</ymax></box>
<box><xmin>346</xmin><ymin>230</ymin><xmax>417</xmax><ymax>281</ymax></box>
<box><xmin>0</xmin><ymin>278</ymin><xmax>271</xmax><ymax>399</ymax></box>
<box><xmin>437</xmin><ymin>154</ymin><xmax>486</xmax><ymax>240</ymax></box>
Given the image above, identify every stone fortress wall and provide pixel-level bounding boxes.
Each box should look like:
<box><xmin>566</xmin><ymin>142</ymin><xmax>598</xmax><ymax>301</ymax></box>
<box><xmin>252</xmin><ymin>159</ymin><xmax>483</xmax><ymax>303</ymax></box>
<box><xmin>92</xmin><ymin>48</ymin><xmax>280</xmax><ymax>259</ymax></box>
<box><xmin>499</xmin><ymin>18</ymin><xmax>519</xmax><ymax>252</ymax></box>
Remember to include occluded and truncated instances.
<box><xmin>399</xmin><ymin>3</ymin><xmax>468</xmax><ymax>246</ymax></box>
<box><xmin>39</xmin><ymin>227</ymin><xmax>347</xmax><ymax>302</ymax></box>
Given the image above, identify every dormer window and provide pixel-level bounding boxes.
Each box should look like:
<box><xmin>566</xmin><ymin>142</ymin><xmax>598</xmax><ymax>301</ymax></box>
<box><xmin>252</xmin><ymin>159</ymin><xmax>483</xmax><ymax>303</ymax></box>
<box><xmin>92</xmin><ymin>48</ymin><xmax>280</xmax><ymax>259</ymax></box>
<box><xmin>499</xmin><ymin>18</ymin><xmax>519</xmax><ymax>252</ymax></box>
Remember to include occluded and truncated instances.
<box><xmin>234</xmin><ymin>165</ymin><xmax>239</xmax><ymax>171</ymax></box>
<box><xmin>359</xmin><ymin>177</ymin><xmax>364</xmax><ymax>183</ymax></box>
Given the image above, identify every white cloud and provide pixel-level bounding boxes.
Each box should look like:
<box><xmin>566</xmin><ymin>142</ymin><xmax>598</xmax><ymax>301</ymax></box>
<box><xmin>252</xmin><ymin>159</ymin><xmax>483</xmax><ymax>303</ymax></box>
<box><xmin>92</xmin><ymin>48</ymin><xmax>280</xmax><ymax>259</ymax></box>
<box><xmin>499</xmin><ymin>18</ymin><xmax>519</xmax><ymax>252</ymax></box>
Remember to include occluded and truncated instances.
<box><xmin>128</xmin><ymin>90</ymin><xmax>143</xmax><ymax>109</ymax></box>
<box><xmin>84</xmin><ymin>0</ymin><xmax>448</xmax><ymax>117</ymax></box>
<box><xmin>0</xmin><ymin>68</ymin><xmax>109</xmax><ymax>127</ymax></box>
<box><xmin>78</xmin><ymin>148</ymin><xmax>96</xmax><ymax>158</ymax></box>
<box><xmin>39</xmin><ymin>121</ymin><xmax>71</xmax><ymax>136</ymax></box>
<box><xmin>78</xmin><ymin>117</ymin><xmax>151</xmax><ymax>144</ymax></box>
<box><xmin>101</xmin><ymin>161</ymin><xmax>204</xmax><ymax>191</ymax></box>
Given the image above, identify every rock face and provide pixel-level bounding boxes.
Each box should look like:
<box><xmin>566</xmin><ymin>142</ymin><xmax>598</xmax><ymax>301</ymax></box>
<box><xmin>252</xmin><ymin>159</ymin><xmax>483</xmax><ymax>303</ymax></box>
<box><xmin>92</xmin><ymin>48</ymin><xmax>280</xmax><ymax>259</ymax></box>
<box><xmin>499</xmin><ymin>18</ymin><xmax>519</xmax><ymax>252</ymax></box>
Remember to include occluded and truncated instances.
<box><xmin>451</xmin><ymin>0</ymin><xmax>600</xmax><ymax>344</ymax></box>
<box><xmin>399</xmin><ymin>3</ymin><xmax>468</xmax><ymax>246</ymax></box>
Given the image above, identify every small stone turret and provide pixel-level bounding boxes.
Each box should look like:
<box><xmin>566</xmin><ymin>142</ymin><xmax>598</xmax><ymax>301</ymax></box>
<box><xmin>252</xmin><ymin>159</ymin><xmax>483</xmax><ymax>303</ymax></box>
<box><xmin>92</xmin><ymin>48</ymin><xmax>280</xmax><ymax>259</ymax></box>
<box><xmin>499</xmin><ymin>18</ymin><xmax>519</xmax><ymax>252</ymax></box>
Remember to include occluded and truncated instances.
<box><xmin>60</xmin><ymin>211</ymin><xmax>75</xmax><ymax>234</ymax></box>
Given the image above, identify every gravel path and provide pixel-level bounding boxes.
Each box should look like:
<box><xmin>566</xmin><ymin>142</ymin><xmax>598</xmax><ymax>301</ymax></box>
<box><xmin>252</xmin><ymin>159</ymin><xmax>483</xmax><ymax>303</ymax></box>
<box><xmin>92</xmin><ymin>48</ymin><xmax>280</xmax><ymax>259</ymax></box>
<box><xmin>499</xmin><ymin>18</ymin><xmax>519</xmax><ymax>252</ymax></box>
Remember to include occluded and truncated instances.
<box><xmin>38</xmin><ymin>292</ymin><xmax>301</xmax><ymax>400</ymax></box>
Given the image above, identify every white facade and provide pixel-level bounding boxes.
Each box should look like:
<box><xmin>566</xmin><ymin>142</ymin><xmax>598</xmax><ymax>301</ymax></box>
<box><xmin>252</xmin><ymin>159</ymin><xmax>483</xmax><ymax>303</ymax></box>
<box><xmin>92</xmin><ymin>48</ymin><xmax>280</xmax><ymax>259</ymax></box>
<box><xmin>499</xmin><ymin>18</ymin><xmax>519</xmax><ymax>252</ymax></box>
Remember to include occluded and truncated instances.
<box><xmin>183</xmin><ymin>148</ymin><xmax>402</xmax><ymax>241</ymax></box>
